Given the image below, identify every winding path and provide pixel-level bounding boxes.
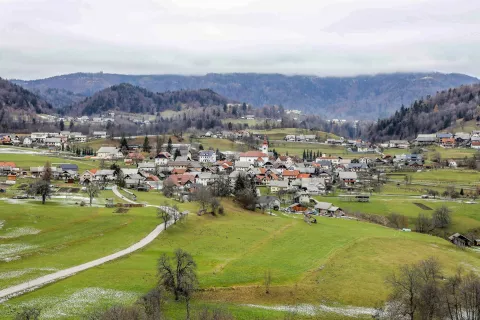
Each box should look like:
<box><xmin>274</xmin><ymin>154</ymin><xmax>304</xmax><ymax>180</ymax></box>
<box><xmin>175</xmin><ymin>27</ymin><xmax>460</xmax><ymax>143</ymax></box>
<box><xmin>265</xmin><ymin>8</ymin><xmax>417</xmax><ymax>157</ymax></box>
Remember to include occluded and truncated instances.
<box><xmin>0</xmin><ymin>187</ymin><xmax>175</xmax><ymax>302</ymax></box>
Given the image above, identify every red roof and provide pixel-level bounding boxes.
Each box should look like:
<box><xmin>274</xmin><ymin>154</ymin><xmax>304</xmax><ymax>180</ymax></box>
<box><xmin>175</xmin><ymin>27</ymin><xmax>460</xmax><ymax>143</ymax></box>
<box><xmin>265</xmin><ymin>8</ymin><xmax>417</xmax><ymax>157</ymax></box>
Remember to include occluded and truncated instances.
<box><xmin>166</xmin><ymin>174</ymin><xmax>194</xmax><ymax>186</ymax></box>
<box><xmin>240</xmin><ymin>151</ymin><xmax>267</xmax><ymax>158</ymax></box>
<box><xmin>473</xmin><ymin>141</ymin><xmax>480</xmax><ymax>146</ymax></box>
<box><xmin>0</xmin><ymin>162</ymin><xmax>16</xmax><ymax>168</ymax></box>
<box><xmin>88</xmin><ymin>169</ymin><xmax>98</xmax><ymax>174</ymax></box>
<box><xmin>297</xmin><ymin>173</ymin><xmax>310</xmax><ymax>179</ymax></box>
<box><xmin>283</xmin><ymin>170</ymin><xmax>300</xmax><ymax>177</ymax></box>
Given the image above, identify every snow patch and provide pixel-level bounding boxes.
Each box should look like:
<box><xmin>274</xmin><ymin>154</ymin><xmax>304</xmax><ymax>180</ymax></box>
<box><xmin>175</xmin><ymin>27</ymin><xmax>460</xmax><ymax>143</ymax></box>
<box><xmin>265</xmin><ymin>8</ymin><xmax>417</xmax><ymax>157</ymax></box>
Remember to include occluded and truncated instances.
<box><xmin>12</xmin><ymin>287</ymin><xmax>138</xmax><ymax>318</ymax></box>
<box><xmin>0</xmin><ymin>244</ymin><xmax>39</xmax><ymax>261</ymax></box>
<box><xmin>244</xmin><ymin>303</ymin><xmax>377</xmax><ymax>317</ymax></box>
<box><xmin>0</xmin><ymin>268</ymin><xmax>58</xmax><ymax>280</ymax></box>
<box><xmin>0</xmin><ymin>227</ymin><xmax>41</xmax><ymax>239</ymax></box>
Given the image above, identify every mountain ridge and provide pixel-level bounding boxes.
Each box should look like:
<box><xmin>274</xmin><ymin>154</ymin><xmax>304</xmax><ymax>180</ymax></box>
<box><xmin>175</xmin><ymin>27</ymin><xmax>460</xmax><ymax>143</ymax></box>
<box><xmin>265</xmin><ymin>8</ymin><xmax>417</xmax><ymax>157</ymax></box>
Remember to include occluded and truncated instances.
<box><xmin>0</xmin><ymin>77</ymin><xmax>53</xmax><ymax>115</ymax></box>
<box><xmin>65</xmin><ymin>83</ymin><xmax>232</xmax><ymax>116</ymax></box>
<box><xmin>12</xmin><ymin>72</ymin><xmax>479</xmax><ymax>120</ymax></box>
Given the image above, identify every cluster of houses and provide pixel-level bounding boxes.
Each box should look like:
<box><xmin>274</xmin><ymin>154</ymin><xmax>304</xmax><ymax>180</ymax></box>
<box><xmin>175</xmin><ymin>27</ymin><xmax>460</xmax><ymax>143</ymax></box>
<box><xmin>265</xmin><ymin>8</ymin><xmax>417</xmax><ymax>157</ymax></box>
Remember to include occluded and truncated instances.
<box><xmin>383</xmin><ymin>131</ymin><xmax>480</xmax><ymax>149</ymax></box>
<box><xmin>0</xmin><ymin>131</ymin><xmax>108</xmax><ymax>148</ymax></box>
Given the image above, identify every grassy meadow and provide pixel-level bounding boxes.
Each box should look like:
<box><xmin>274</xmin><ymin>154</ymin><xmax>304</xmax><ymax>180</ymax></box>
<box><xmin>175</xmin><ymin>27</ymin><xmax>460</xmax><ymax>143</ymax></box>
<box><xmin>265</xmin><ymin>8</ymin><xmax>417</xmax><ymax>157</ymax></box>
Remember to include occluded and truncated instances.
<box><xmin>1</xmin><ymin>195</ymin><xmax>479</xmax><ymax>319</ymax></box>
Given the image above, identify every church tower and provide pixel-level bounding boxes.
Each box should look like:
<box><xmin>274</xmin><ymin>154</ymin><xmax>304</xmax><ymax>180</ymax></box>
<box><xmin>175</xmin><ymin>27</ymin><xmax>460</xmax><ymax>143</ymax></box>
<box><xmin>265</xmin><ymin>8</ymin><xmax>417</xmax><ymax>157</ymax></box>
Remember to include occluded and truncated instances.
<box><xmin>261</xmin><ymin>136</ymin><xmax>268</xmax><ymax>154</ymax></box>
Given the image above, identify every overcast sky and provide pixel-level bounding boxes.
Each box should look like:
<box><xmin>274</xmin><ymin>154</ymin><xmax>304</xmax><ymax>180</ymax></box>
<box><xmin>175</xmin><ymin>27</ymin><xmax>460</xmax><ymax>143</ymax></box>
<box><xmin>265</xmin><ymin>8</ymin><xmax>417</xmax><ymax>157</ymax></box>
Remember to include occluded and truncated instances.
<box><xmin>0</xmin><ymin>0</ymin><xmax>479</xmax><ymax>80</ymax></box>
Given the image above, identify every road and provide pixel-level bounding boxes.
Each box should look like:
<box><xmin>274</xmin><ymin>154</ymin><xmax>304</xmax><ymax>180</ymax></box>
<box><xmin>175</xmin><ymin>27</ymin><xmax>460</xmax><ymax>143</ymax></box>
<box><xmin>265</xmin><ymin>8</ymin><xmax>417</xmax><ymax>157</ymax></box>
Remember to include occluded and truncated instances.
<box><xmin>0</xmin><ymin>187</ymin><xmax>175</xmax><ymax>302</ymax></box>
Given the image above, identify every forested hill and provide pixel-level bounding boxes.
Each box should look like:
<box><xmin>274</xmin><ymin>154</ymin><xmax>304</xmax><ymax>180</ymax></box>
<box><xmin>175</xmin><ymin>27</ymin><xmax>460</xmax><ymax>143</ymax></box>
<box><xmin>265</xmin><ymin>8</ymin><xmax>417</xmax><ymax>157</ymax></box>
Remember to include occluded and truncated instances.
<box><xmin>0</xmin><ymin>77</ymin><xmax>53</xmax><ymax>114</ymax></box>
<box><xmin>66</xmin><ymin>83</ymin><xmax>232</xmax><ymax>116</ymax></box>
<box><xmin>367</xmin><ymin>84</ymin><xmax>480</xmax><ymax>142</ymax></box>
<box><xmin>13</xmin><ymin>72</ymin><xmax>479</xmax><ymax>120</ymax></box>
<box><xmin>31</xmin><ymin>88</ymin><xmax>86</xmax><ymax>109</ymax></box>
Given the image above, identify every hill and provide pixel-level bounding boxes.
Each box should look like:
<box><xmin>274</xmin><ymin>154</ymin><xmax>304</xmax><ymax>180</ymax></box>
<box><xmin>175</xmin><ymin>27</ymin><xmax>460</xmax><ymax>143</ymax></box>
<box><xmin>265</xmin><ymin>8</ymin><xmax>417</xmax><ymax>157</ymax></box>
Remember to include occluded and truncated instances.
<box><xmin>367</xmin><ymin>83</ymin><xmax>480</xmax><ymax>142</ymax></box>
<box><xmin>66</xmin><ymin>83</ymin><xmax>232</xmax><ymax>115</ymax></box>
<box><xmin>12</xmin><ymin>72</ymin><xmax>479</xmax><ymax>119</ymax></box>
<box><xmin>31</xmin><ymin>87</ymin><xmax>86</xmax><ymax>109</ymax></box>
<box><xmin>0</xmin><ymin>77</ymin><xmax>53</xmax><ymax>114</ymax></box>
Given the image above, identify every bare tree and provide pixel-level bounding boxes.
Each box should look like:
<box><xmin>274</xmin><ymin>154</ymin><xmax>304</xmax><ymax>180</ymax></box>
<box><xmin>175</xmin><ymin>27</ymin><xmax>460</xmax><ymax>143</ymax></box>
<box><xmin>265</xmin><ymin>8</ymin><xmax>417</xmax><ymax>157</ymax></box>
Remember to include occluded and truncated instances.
<box><xmin>432</xmin><ymin>205</ymin><xmax>451</xmax><ymax>229</ymax></box>
<box><xmin>195</xmin><ymin>186</ymin><xmax>211</xmax><ymax>211</ymax></box>
<box><xmin>157</xmin><ymin>249</ymin><xmax>198</xmax><ymax>319</ymax></box>
<box><xmin>85</xmin><ymin>183</ymin><xmax>100</xmax><ymax>206</ymax></box>
<box><xmin>264</xmin><ymin>269</ymin><xmax>272</xmax><ymax>294</ymax></box>
<box><xmin>137</xmin><ymin>288</ymin><xmax>165</xmax><ymax>320</ymax></box>
<box><xmin>415</xmin><ymin>213</ymin><xmax>432</xmax><ymax>233</ymax></box>
<box><xmin>162</xmin><ymin>179</ymin><xmax>176</xmax><ymax>198</ymax></box>
<box><xmin>157</xmin><ymin>206</ymin><xmax>171</xmax><ymax>229</ymax></box>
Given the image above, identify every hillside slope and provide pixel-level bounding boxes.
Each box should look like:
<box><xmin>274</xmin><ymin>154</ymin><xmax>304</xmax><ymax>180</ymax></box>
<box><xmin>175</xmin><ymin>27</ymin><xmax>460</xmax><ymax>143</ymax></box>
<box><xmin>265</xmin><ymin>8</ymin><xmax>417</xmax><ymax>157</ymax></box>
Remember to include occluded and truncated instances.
<box><xmin>67</xmin><ymin>83</ymin><xmax>231</xmax><ymax>115</ymax></box>
<box><xmin>367</xmin><ymin>84</ymin><xmax>480</xmax><ymax>142</ymax></box>
<box><xmin>31</xmin><ymin>88</ymin><xmax>86</xmax><ymax>109</ymax></box>
<box><xmin>13</xmin><ymin>72</ymin><xmax>479</xmax><ymax>119</ymax></box>
<box><xmin>0</xmin><ymin>77</ymin><xmax>53</xmax><ymax>114</ymax></box>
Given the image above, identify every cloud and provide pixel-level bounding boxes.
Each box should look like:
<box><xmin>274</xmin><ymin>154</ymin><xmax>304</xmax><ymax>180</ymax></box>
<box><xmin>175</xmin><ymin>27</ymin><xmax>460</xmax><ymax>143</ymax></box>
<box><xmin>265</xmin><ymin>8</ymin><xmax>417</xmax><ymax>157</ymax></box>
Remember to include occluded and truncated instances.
<box><xmin>0</xmin><ymin>0</ymin><xmax>479</xmax><ymax>79</ymax></box>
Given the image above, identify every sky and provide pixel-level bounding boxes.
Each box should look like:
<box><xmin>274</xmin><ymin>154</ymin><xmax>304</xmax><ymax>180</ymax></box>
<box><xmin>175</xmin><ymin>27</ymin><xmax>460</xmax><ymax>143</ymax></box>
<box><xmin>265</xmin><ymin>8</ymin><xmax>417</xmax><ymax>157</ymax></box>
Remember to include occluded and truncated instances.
<box><xmin>0</xmin><ymin>0</ymin><xmax>479</xmax><ymax>80</ymax></box>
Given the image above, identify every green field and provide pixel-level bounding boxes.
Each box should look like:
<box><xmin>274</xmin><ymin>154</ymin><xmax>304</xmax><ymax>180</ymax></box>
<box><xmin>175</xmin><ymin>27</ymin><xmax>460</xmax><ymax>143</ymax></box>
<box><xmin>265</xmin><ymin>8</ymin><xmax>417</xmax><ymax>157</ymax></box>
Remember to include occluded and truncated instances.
<box><xmin>0</xmin><ymin>150</ymin><xmax>97</xmax><ymax>173</ymax></box>
<box><xmin>315</xmin><ymin>194</ymin><xmax>480</xmax><ymax>234</ymax></box>
<box><xmin>1</xmin><ymin>195</ymin><xmax>479</xmax><ymax>319</ymax></box>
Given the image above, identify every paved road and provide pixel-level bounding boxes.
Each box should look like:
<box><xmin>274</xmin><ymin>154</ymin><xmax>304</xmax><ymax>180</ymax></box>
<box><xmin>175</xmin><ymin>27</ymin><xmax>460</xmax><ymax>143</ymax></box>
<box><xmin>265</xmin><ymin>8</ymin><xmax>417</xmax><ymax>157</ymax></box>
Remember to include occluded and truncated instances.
<box><xmin>0</xmin><ymin>187</ymin><xmax>175</xmax><ymax>302</ymax></box>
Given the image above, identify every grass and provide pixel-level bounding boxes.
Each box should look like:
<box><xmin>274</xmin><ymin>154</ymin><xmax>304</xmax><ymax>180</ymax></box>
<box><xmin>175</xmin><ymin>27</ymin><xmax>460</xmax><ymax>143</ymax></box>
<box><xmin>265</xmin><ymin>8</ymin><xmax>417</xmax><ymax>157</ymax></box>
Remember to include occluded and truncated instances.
<box><xmin>1</xmin><ymin>198</ymin><xmax>479</xmax><ymax>319</ymax></box>
<box><xmin>315</xmin><ymin>194</ymin><xmax>480</xmax><ymax>234</ymax></box>
<box><xmin>0</xmin><ymin>201</ymin><xmax>158</xmax><ymax>290</ymax></box>
<box><xmin>0</xmin><ymin>151</ymin><xmax>97</xmax><ymax>173</ymax></box>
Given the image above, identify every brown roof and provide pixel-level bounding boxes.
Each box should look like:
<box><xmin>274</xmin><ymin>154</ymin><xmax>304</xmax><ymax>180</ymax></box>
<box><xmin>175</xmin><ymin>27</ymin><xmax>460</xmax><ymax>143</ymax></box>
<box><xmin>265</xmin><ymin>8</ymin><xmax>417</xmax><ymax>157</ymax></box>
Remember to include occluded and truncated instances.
<box><xmin>240</xmin><ymin>151</ymin><xmax>268</xmax><ymax>157</ymax></box>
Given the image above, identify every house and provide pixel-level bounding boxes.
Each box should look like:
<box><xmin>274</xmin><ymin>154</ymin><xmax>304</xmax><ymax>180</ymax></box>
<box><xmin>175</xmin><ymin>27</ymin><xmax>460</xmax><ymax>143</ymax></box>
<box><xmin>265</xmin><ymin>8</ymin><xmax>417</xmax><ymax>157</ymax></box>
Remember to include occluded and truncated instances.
<box><xmin>338</xmin><ymin>172</ymin><xmax>357</xmax><ymax>184</ymax></box>
<box><xmin>93</xmin><ymin>131</ymin><xmax>107</xmax><ymax>139</ymax></box>
<box><xmin>300</xmin><ymin>178</ymin><xmax>326</xmax><ymax>195</ymax></box>
<box><xmin>472</xmin><ymin>141</ymin><xmax>480</xmax><ymax>150</ymax></box>
<box><xmin>45</xmin><ymin>137</ymin><xmax>62</xmax><ymax>148</ymax></box>
<box><xmin>30</xmin><ymin>132</ymin><xmax>48</xmax><ymax>143</ymax></box>
<box><xmin>239</xmin><ymin>151</ymin><xmax>269</xmax><ymax>163</ymax></box>
<box><xmin>235</xmin><ymin>161</ymin><xmax>254</xmax><ymax>172</ymax></box>
<box><xmin>22</xmin><ymin>137</ymin><xmax>32</xmax><ymax>146</ymax></box>
<box><xmin>287</xmin><ymin>203</ymin><xmax>308</xmax><ymax>212</ymax></box>
<box><xmin>440</xmin><ymin>138</ymin><xmax>455</xmax><ymax>148</ymax></box>
<box><xmin>282</xmin><ymin>170</ymin><xmax>299</xmax><ymax>181</ymax></box>
<box><xmin>196</xmin><ymin>173</ymin><xmax>218</xmax><ymax>186</ymax></box>
<box><xmin>256</xmin><ymin>196</ymin><xmax>280</xmax><ymax>210</ymax></box>
<box><xmin>285</xmin><ymin>135</ymin><xmax>296</xmax><ymax>142</ymax></box>
<box><xmin>59</xmin><ymin>164</ymin><xmax>79</xmax><ymax>172</ymax></box>
<box><xmin>448</xmin><ymin>159</ymin><xmax>458</xmax><ymax>168</ymax></box>
<box><xmin>94</xmin><ymin>169</ymin><xmax>116</xmax><ymax>181</ymax></box>
<box><xmin>165</xmin><ymin>174</ymin><xmax>195</xmax><ymax>189</ymax></box>
<box><xmin>199</xmin><ymin>150</ymin><xmax>217</xmax><ymax>163</ymax></box>
<box><xmin>304</xmin><ymin>135</ymin><xmax>316</xmax><ymax>142</ymax></box>
<box><xmin>448</xmin><ymin>233</ymin><xmax>472</xmax><ymax>247</ymax></box>
<box><xmin>314</xmin><ymin>202</ymin><xmax>333</xmax><ymax>215</ymax></box>
<box><xmin>0</xmin><ymin>162</ymin><xmax>16</xmax><ymax>174</ymax></box>
<box><xmin>155</xmin><ymin>152</ymin><xmax>171</xmax><ymax>166</ymax></box>
<box><xmin>268</xmin><ymin>180</ymin><xmax>289</xmax><ymax>193</ymax></box>
<box><xmin>347</xmin><ymin>163</ymin><xmax>368</xmax><ymax>172</ymax></box>
<box><xmin>80</xmin><ymin>169</ymin><xmax>98</xmax><ymax>184</ymax></box>
<box><xmin>74</xmin><ymin>134</ymin><xmax>87</xmax><ymax>143</ymax></box>
<box><xmin>97</xmin><ymin>147</ymin><xmax>123</xmax><ymax>159</ymax></box>
<box><xmin>389</xmin><ymin>140</ymin><xmax>410</xmax><ymax>149</ymax></box>
<box><xmin>415</xmin><ymin>134</ymin><xmax>436</xmax><ymax>145</ymax></box>
<box><xmin>294</xmin><ymin>191</ymin><xmax>311</xmax><ymax>205</ymax></box>
<box><xmin>138</xmin><ymin>162</ymin><xmax>156</xmax><ymax>173</ymax></box>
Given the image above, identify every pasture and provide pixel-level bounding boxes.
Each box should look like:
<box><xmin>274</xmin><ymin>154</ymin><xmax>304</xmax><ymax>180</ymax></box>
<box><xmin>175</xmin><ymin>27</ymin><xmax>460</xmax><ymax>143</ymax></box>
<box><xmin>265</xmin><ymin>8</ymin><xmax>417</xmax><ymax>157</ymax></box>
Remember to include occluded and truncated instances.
<box><xmin>1</xmin><ymin>197</ymin><xmax>479</xmax><ymax>319</ymax></box>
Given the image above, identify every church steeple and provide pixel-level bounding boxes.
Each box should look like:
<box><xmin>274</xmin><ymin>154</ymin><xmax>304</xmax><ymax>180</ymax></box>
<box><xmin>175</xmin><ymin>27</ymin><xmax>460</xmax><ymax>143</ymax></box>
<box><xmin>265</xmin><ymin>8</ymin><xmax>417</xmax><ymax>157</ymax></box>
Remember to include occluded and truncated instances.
<box><xmin>261</xmin><ymin>135</ymin><xmax>268</xmax><ymax>154</ymax></box>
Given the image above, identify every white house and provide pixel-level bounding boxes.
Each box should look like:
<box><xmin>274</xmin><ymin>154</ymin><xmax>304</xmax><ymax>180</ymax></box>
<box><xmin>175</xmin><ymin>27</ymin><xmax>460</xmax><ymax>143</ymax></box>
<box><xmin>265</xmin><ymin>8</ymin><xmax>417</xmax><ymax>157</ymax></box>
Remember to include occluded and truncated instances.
<box><xmin>74</xmin><ymin>135</ymin><xmax>87</xmax><ymax>143</ymax></box>
<box><xmin>22</xmin><ymin>137</ymin><xmax>32</xmax><ymax>146</ymax></box>
<box><xmin>199</xmin><ymin>150</ymin><xmax>217</xmax><ymax>163</ymax></box>
<box><xmin>196</xmin><ymin>173</ymin><xmax>218</xmax><ymax>186</ymax></box>
<box><xmin>239</xmin><ymin>151</ymin><xmax>269</xmax><ymax>163</ymax></box>
<box><xmin>96</xmin><ymin>147</ymin><xmax>124</xmax><ymax>159</ymax></box>
<box><xmin>45</xmin><ymin>137</ymin><xmax>62</xmax><ymax>147</ymax></box>
<box><xmin>31</xmin><ymin>132</ymin><xmax>48</xmax><ymax>143</ymax></box>
<box><xmin>93</xmin><ymin>131</ymin><xmax>107</xmax><ymax>139</ymax></box>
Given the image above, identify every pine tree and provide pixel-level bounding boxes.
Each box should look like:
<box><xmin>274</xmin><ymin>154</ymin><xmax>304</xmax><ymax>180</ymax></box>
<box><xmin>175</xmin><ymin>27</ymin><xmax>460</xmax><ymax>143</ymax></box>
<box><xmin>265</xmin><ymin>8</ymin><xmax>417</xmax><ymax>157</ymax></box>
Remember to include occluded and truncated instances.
<box><xmin>142</xmin><ymin>136</ymin><xmax>151</xmax><ymax>152</ymax></box>
<box><xmin>302</xmin><ymin>150</ymin><xmax>306</xmax><ymax>160</ymax></box>
<box><xmin>166</xmin><ymin>137</ymin><xmax>173</xmax><ymax>153</ymax></box>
